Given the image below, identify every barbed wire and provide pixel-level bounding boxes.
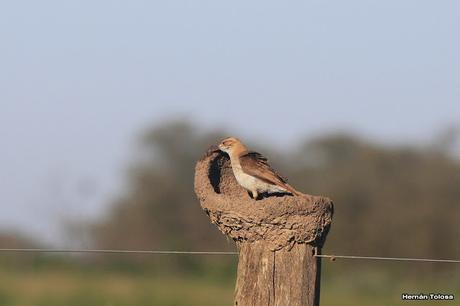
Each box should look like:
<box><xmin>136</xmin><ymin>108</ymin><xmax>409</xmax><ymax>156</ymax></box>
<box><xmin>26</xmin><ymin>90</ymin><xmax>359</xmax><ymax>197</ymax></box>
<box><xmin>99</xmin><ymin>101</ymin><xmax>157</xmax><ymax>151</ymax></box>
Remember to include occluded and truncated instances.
<box><xmin>0</xmin><ymin>248</ymin><xmax>460</xmax><ymax>263</ymax></box>
<box><xmin>315</xmin><ymin>254</ymin><xmax>460</xmax><ymax>263</ymax></box>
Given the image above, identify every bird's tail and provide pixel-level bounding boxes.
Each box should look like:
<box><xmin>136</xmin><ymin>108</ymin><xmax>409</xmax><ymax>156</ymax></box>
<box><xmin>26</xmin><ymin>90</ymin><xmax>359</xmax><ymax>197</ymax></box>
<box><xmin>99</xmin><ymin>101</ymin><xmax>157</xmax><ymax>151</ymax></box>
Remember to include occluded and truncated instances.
<box><xmin>284</xmin><ymin>183</ymin><xmax>303</xmax><ymax>196</ymax></box>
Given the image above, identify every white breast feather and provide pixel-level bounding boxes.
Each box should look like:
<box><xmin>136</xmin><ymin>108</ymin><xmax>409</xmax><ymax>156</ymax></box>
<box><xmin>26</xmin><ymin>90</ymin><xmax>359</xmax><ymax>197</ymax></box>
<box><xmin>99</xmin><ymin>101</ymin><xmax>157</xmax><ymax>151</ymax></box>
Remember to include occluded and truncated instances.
<box><xmin>230</xmin><ymin>158</ymin><xmax>287</xmax><ymax>194</ymax></box>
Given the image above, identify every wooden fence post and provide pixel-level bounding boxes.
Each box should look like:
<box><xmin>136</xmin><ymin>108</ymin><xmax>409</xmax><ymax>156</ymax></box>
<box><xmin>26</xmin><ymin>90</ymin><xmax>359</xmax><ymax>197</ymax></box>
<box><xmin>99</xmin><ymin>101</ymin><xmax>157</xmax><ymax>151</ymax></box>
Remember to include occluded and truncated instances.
<box><xmin>194</xmin><ymin>147</ymin><xmax>333</xmax><ymax>306</ymax></box>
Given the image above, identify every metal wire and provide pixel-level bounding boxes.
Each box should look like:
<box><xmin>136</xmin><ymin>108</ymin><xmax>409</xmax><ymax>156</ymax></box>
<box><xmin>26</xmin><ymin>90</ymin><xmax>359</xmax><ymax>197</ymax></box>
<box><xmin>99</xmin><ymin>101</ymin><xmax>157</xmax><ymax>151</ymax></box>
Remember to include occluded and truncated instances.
<box><xmin>315</xmin><ymin>254</ymin><xmax>460</xmax><ymax>263</ymax></box>
<box><xmin>0</xmin><ymin>248</ymin><xmax>459</xmax><ymax>263</ymax></box>
<box><xmin>0</xmin><ymin>248</ymin><xmax>238</xmax><ymax>255</ymax></box>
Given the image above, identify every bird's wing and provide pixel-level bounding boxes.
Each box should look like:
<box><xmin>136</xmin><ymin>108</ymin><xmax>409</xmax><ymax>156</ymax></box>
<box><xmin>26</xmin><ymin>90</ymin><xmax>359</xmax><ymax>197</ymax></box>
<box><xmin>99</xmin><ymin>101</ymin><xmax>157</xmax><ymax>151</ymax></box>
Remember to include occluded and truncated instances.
<box><xmin>239</xmin><ymin>151</ymin><xmax>289</xmax><ymax>187</ymax></box>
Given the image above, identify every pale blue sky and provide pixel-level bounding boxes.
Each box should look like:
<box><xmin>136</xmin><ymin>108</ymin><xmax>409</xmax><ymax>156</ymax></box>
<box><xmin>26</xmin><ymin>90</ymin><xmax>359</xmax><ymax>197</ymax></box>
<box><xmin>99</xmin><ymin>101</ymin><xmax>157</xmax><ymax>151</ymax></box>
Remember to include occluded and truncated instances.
<box><xmin>0</xmin><ymin>1</ymin><xmax>459</xmax><ymax>244</ymax></box>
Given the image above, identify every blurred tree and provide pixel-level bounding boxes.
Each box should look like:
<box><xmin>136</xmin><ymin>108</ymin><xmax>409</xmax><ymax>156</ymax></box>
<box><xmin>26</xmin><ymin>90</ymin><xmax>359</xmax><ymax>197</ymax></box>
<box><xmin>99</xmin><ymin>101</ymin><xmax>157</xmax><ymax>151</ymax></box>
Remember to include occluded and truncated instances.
<box><xmin>0</xmin><ymin>232</ymin><xmax>39</xmax><ymax>249</ymax></box>
<box><xmin>289</xmin><ymin>134</ymin><xmax>460</xmax><ymax>260</ymax></box>
<box><xmin>91</xmin><ymin>120</ymin><xmax>460</xmax><ymax>271</ymax></box>
<box><xmin>92</xmin><ymin>120</ymin><xmax>232</xmax><ymax>253</ymax></box>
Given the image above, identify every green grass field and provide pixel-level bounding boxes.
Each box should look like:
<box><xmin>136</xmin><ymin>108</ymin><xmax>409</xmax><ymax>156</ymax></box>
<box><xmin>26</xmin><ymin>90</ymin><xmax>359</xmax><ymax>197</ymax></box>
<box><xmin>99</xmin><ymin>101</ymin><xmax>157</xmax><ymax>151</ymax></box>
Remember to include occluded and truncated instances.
<box><xmin>0</xmin><ymin>259</ymin><xmax>458</xmax><ymax>306</ymax></box>
<box><xmin>0</xmin><ymin>269</ymin><xmax>233</xmax><ymax>306</ymax></box>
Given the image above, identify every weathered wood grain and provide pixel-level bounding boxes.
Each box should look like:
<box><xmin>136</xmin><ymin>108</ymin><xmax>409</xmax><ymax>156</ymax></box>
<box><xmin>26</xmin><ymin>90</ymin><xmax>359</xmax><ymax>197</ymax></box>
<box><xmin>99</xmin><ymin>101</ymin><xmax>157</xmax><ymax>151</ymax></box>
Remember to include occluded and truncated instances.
<box><xmin>234</xmin><ymin>242</ymin><xmax>320</xmax><ymax>306</ymax></box>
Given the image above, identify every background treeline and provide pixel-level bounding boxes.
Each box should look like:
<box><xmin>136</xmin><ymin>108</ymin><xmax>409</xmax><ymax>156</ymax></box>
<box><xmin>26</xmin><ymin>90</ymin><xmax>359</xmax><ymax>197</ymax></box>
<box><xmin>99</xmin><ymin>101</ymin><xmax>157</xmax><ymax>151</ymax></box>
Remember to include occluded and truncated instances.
<box><xmin>1</xmin><ymin>120</ymin><xmax>459</xmax><ymax>306</ymax></box>
<box><xmin>91</xmin><ymin>120</ymin><xmax>460</xmax><ymax>267</ymax></box>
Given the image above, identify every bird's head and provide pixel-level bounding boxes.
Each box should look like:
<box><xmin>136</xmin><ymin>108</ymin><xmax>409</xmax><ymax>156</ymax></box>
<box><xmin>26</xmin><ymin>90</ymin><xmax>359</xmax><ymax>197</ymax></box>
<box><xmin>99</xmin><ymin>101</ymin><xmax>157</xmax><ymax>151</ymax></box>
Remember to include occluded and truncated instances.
<box><xmin>218</xmin><ymin>137</ymin><xmax>247</xmax><ymax>155</ymax></box>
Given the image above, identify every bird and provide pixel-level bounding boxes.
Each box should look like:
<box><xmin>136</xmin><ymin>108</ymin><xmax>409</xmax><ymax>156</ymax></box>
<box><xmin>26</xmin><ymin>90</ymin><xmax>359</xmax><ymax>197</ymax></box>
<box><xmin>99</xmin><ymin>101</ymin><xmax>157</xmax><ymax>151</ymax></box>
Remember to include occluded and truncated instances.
<box><xmin>217</xmin><ymin>137</ymin><xmax>302</xmax><ymax>200</ymax></box>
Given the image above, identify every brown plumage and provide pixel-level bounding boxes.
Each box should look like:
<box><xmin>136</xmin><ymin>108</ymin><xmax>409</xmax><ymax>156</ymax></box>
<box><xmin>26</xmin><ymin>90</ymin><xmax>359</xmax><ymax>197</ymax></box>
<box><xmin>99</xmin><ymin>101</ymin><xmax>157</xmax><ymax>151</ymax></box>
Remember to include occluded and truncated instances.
<box><xmin>239</xmin><ymin>152</ymin><xmax>300</xmax><ymax>196</ymax></box>
<box><xmin>218</xmin><ymin>137</ymin><xmax>302</xmax><ymax>199</ymax></box>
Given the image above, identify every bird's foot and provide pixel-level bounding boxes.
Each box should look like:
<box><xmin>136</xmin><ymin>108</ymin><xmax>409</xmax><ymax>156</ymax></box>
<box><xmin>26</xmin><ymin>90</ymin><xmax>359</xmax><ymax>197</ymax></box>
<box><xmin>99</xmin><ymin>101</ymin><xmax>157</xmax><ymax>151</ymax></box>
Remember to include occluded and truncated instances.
<box><xmin>248</xmin><ymin>190</ymin><xmax>260</xmax><ymax>200</ymax></box>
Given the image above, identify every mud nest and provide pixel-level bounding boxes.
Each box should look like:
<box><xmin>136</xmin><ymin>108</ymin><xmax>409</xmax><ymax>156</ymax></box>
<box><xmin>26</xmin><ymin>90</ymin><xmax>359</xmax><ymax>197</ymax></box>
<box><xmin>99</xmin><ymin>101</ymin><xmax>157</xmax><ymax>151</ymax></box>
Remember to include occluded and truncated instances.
<box><xmin>194</xmin><ymin>146</ymin><xmax>334</xmax><ymax>251</ymax></box>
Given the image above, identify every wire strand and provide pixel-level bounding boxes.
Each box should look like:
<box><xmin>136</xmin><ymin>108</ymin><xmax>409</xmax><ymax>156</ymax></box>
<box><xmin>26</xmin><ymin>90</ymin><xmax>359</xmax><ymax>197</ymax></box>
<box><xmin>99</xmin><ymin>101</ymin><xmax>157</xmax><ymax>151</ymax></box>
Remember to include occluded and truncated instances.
<box><xmin>0</xmin><ymin>248</ymin><xmax>459</xmax><ymax>263</ymax></box>
<box><xmin>315</xmin><ymin>254</ymin><xmax>460</xmax><ymax>263</ymax></box>
<box><xmin>0</xmin><ymin>248</ymin><xmax>238</xmax><ymax>255</ymax></box>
